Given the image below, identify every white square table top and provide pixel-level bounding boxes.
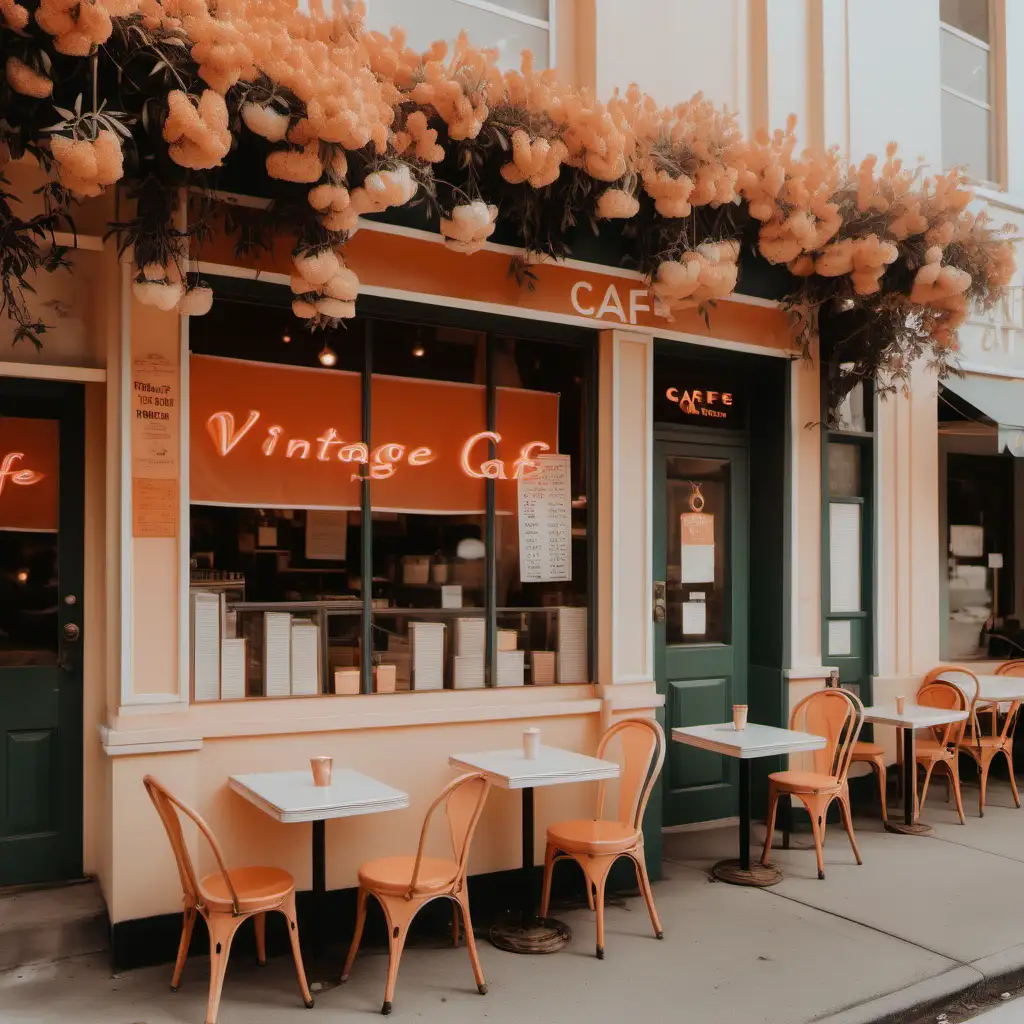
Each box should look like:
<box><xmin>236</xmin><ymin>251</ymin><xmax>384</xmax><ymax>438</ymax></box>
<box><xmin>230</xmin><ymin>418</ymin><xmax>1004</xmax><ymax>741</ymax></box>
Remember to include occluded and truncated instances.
<box><xmin>861</xmin><ymin>704</ymin><xmax>969</xmax><ymax>729</ymax></box>
<box><xmin>448</xmin><ymin>746</ymin><xmax>620</xmax><ymax>790</ymax></box>
<box><xmin>229</xmin><ymin>769</ymin><xmax>409</xmax><ymax>824</ymax></box>
<box><xmin>671</xmin><ymin>723</ymin><xmax>826</xmax><ymax>759</ymax></box>
<box><xmin>974</xmin><ymin>675</ymin><xmax>1024</xmax><ymax>703</ymax></box>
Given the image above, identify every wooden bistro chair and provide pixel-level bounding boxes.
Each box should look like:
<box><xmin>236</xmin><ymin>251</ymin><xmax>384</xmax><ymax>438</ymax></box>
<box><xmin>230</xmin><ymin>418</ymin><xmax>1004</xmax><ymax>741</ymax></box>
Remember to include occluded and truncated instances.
<box><xmin>913</xmin><ymin>680</ymin><xmax>969</xmax><ymax>824</ymax></box>
<box><xmin>959</xmin><ymin>660</ymin><xmax>1023</xmax><ymax>816</ymax></box>
<box><xmin>761</xmin><ymin>688</ymin><xmax>864</xmax><ymax>880</ymax></box>
<box><xmin>143</xmin><ymin>775</ymin><xmax>313</xmax><ymax>1024</ymax></box>
<box><xmin>539</xmin><ymin>717</ymin><xmax>666</xmax><ymax>960</ymax></box>
<box><xmin>342</xmin><ymin>772</ymin><xmax>491</xmax><ymax>1016</ymax></box>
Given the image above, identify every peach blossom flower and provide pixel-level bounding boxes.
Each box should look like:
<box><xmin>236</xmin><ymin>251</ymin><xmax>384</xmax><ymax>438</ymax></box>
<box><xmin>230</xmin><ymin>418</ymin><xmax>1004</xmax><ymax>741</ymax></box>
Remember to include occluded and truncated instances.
<box><xmin>6</xmin><ymin>57</ymin><xmax>53</xmax><ymax>99</ymax></box>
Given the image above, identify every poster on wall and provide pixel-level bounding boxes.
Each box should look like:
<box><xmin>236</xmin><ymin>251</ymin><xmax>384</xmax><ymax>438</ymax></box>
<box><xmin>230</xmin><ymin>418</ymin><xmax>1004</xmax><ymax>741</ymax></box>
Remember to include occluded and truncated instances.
<box><xmin>131</xmin><ymin>317</ymin><xmax>179</xmax><ymax>537</ymax></box>
<box><xmin>680</xmin><ymin>512</ymin><xmax>715</xmax><ymax>584</ymax></box>
<box><xmin>517</xmin><ymin>454</ymin><xmax>572</xmax><ymax>583</ymax></box>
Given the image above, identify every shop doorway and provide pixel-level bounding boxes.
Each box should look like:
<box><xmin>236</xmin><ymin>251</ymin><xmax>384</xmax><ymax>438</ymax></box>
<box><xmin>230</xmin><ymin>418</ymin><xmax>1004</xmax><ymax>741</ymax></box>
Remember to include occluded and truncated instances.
<box><xmin>0</xmin><ymin>379</ymin><xmax>84</xmax><ymax>887</ymax></box>
<box><xmin>655</xmin><ymin>438</ymin><xmax>749</xmax><ymax>826</ymax></box>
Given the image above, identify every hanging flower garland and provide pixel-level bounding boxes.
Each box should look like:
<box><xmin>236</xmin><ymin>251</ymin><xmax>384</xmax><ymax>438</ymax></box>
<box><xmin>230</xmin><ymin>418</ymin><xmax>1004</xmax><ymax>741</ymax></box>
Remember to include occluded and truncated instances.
<box><xmin>0</xmin><ymin>0</ymin><xmax>1017</xmax><ymax>411</ymax></box>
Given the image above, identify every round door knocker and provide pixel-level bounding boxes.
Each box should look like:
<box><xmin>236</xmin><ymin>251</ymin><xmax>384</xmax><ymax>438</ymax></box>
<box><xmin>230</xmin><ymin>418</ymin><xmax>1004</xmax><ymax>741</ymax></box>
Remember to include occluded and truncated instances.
<box><xmin>688</xmin><ymin>482</ymin><xmax>705</xmax><ymax>513</ymax></box>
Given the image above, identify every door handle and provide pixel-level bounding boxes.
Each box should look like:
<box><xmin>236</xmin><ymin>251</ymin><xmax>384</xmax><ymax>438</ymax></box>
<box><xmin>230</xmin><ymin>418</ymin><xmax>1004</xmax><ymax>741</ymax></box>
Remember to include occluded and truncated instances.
<box><xmin>653</xmin><ymin>582</ymin><xmax>667</xmax><ymax>623</ymax></box>
<box><xmin>63</xmin><ymin>622</ymin><xmax>81</xmax><ymax>642</ymax></box>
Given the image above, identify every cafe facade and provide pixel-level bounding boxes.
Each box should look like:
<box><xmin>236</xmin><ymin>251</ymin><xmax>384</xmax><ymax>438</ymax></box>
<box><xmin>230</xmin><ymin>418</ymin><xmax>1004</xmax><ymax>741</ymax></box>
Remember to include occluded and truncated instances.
<box><xmin>0</xmin><ymin>164</ymin><xmax>847</xmax><ymax>963</ymax></box>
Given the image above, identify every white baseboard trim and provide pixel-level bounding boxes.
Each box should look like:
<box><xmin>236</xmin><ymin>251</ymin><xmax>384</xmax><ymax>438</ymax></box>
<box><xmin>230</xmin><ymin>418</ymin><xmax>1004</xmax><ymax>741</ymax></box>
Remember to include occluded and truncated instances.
<box><xmin>662</xmin><ymin>816</ymin><xmax>739</xmax><ymax>834</ymax></box>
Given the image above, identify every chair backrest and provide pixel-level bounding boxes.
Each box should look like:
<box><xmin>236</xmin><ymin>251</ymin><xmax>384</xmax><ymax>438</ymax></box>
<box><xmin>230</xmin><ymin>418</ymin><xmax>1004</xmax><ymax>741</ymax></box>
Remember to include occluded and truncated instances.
<box><xmin>143</xmin><ymin>775</ymin><xmax>240</xmax><ymax>913</ymax></box>
<box><xmin>921</xmin><ymin>665</ymin><xmax>980</xmax><ymax>740</ymax></box>
<box><xmin>916</xmin><ymin>680</ymin><xmax>968</xmax><ymax>747</ymax></box>
<box><xmin>408</xmin><ymin>772</ymin><xmax>491</xmax><ymax>896</ymax></box>
<box><xmin>996</xmin><ymin>660</ymin><xmax>1024</xmax><ymax>677</ymax></box>
<box><xmin>789</xmin><ymin>688</ymin><xmax>863</xmax><ymax>782</ymax></box>
<box><xmin>595</xmin><ymin>718</ymin><xmax>666</xmax><ymax>832</ymax></box>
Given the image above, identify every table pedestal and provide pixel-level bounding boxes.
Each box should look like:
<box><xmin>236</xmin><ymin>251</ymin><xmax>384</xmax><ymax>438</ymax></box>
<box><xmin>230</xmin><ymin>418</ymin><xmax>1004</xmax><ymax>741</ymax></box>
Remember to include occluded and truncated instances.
<box><xmin>713</xmin><ymin>759</ymin><xmax>784</xmax><ymax>887</ymax></box>
<box><xmin>303</xmin><ymin>820</ymin><xmax>340</xmax><ymax>990</ymax></box>
<box><xmin>884</xmin><ymin>727</ymin><xmax>931</xmax><ymax>836</ymax></box>
<box><xmin>489</xmin><ymin>787</ymin><xmax>572</xmax><ymax>954</ymax></box>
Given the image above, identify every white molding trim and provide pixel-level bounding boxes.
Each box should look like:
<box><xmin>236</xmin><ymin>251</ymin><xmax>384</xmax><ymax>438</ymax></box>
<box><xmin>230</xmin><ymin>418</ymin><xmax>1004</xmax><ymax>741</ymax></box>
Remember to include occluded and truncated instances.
<box><xmin>785</xmin><ymin>665</ymin><xmax>840</xmax><ymax>681</ymax></box>
<box><xmin>118</xmin><ymin>262</ymin><xmax>134</xmax><ymax>707</ymax></box>
<box><xmin>178</xmin><ymin>316</ymin><xmax>191</xmax><ymax>705</ymax></box>
<box><xmin>0</xmin><ymin>362</ymin><xmax>105</xmax><ymax>382</ymax></box>
<box><xmin>99</xmin><ymin>725</ymin><xmax>203</xmax><ymax>757</ymax></box>
<box><xmin>957</xmin><ymin>360</ymin><xmax>1024</xmax><ymax>380</ymax></box>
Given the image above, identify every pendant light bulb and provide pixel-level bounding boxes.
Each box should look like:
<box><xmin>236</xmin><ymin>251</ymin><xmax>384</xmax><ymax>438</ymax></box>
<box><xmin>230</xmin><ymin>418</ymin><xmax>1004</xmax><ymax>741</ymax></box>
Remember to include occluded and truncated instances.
<box><xmin>319</xmin><ymin>344</ymin><xmax>337</xmax><ymax>368</ymax></box>
<box><xmin>412</xmin><ymin>344</ymin><xmax>425</xmax><ymax>358</ymax></box>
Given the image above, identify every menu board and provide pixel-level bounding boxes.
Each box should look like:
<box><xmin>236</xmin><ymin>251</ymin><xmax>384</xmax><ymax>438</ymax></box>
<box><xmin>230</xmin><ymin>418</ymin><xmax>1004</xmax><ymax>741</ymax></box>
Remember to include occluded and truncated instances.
<box><xmin>131</xmin><ymin>317</ymin><xmax>179</xmax><ymax>537</ymax></box>
<box><xmin>517</xmin><ymin>454</ymin><xmax>572</xmax><ymax>583</ymax></box>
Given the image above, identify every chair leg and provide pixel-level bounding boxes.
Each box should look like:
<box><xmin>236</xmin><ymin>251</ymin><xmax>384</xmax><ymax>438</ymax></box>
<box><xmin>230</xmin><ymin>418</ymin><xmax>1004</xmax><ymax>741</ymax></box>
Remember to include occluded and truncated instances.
<box><xmin>801</xmin><ymin>796</ymin><xmax>827</xmax><ymax>880</ymax></box>
<box><xmin>586</xmin><ymin>883</ymin><xmax>596</xmax><ymax>912</ymax></box>
<box><xmin>838</xmin><ymin>791</ymin><xmax>862</xmax><ymax>866</ymax></box>
<box><xmin>631</xmin><ymin>847</ymin><xmax>663</xmax><ymax>940</ymax></box>
<box><xmin>456</xmin><ymin>891</ymin><xmax>487</xmax><ymax>995</ymax></box>
<box><xmin>979</xmin><ymin>756</ymin><xmax>991</xmax><ymax>818</ymax></box>
<box><xmin>896</xmin><ymin>728</ymin><xmax>904</xmax><ymax>799</ymax></box>
<box><xmin>540</xmin><ymin>842</ymin><xmax>556</xmax><ymax>919</ymax></box>
<box><xmin>341</xmin><ymin>887</ymin><xmax>369</xmax><ymax>983</ymax></box>
<box><xmin>949</xmin><ymin>760</ymin><xmax>966</xmax><ymax>826</ymax></box>
<box><xmin>170</xmin><ymin>903</ymin><xmax>197</xmax><ymax>992</ymax></box>
<box><xmin>254</xmin><ymin>912</ymin><xmax>267</xmax><ymax>967</ymax></box>
<box><xmin>452</xmin><ymin>900</ymin><xmax>460</xmax><ymax>948</ymax></box>
<box><xmin>205</xmin><ymin>914</ymin><xmax>243</xmax><ymax>1024</ymax></box>
<box><xmin>589</xmin><ymin>858</ymin><xmax>616</xmax><ymax>960</ymax></box>
<box><xmin>760</xmin><ymin>787</ymin><xmax>779</xmax><ymax>867</ymax></box>
<box><xmin>919</xmin><ymin>762</ymin><xmax>937</xmax><ymax>811</ymax></box>
<box><xmin>381</xmin><ymin>901</ymin><xmax>414</xmax><ymax>1016</ymax></box>
<box><xmin>1005</xmin><ymin>748</ymin><xmax>1021</xmax><ymax>808</ymax></box>
<box><xmin>281</xmin><ymin>892</ymin><xmax>314</xmax><ymax>1010</ymax></box>
<box><xmin>875</xmin><ymin>757</ymin><xmax>888</xmax><ymax>822</ymax></box>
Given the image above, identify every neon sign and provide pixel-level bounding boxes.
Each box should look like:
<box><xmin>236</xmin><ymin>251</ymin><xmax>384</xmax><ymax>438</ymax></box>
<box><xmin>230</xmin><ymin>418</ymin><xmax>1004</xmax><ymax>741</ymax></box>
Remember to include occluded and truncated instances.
<box><xmin>0</xmin><ymin>452</ymin><xmax>45</xmax><ymax>498</ymax></box>
<box><xmin>665</xmin><ymin>387</ymin><xmax>733</xmax><ymax>419</ymax></box>
<box><xmin>206</xmin><ymin>412</ymin><xmax>548</xmax><ymax>481</ymax></box>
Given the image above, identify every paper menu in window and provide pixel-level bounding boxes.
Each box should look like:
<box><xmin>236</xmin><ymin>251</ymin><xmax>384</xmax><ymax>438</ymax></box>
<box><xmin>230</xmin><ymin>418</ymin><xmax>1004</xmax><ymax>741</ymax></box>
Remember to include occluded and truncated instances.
<box><xmin>950</xmin><ymin>525</ymin><xmax>984</xmax><ymax>559</ymax></box>
<box><xmin>305</xmin><ymin>510</ymin><xmax>347</xmax><ymax>560</ymax></box>
<box><xmin>518</xmin><ymin>455</ymin><xmax>572</xmax><ymax>583</ymax></box>
<box><xmin>682</xmin><ymin>601</ymin><xmax>706</xmax><ymax>636</ymax></box>
<box><xmin>680</xmin><ymin>512</ymin><xmax>715</xmax><ymax>584</ymax></box>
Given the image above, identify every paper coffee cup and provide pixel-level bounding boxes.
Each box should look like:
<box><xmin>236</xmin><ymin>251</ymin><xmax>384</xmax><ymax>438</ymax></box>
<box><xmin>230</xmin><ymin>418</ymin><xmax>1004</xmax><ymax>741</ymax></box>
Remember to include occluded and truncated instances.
<box><xmin>895</xmin><ymin>695</ymin><xmax>906</xmax><ymax>715</ymax></box>
<box><xmin>311</xmin><ymin>756</ymin><xmax>333</xmax><ymax>787</ymax></box>
<box><xmin>523</xmin><ymin>727</ymin><xmax>540</xmax><ymax>760</ymax></box>
<box><xmin>733</xmin><ymin>705</ymin><xmax>748</xmax><ymax>731</ymax></box>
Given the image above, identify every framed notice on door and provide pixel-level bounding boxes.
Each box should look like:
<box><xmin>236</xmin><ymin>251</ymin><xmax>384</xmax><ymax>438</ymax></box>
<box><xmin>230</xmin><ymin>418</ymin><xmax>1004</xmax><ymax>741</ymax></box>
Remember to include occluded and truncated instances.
<box><xmin>680</xmin><ymin>512</ymin><xmax>715</xmax><ymax>584</ymax></box>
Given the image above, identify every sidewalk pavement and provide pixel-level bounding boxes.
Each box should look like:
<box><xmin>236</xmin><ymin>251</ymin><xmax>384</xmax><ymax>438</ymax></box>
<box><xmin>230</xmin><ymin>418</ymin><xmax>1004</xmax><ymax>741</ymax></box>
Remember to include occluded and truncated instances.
<box><xmin>4</xmin><ymin>781</ymin><xmax>1024</xmax><ymax>1024</ymax></box>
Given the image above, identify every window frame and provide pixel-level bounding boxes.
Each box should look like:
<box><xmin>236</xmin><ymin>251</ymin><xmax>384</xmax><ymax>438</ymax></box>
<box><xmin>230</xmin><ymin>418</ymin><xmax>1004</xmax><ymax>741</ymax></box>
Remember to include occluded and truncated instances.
<box><xmin>188</xmin><ymin>278</ymin><xmax>599</xmax><ymax>698</ymax></box>
<box><xmin>939</xmin><ymin>0</ymin><xmax>1007</xmax><ymax>189</ymax></box>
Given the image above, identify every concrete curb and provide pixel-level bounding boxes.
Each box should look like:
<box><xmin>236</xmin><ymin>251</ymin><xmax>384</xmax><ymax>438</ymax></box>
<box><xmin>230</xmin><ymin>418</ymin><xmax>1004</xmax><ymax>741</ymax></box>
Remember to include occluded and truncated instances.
<box><xmin>813</xmin><ymin>944</ymin><xmax>1024</xmax><ymax>1024</ymax></box>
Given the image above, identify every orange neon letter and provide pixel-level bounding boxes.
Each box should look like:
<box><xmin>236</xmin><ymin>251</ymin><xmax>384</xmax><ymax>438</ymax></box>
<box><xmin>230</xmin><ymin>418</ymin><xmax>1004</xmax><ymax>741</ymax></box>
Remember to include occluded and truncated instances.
<box><xmin>460</xmin><ymin>431</ymin><xmax>506</xmax><ymax>479</ymax></box>
<box><xmin>370</xmin><ymin>444</ymin><xmax>404</xmax><ymax>479</ymax></box>
<box><xmin>286</xmin><ymin>439</ymin><xmax>311</xmax><ymax>459</ymax></box>
<box><xmin>207</xmin><ymin>410</ymin><xmax>260</xmax><ymax>455</ymax></box>
<box><xmin>262</xmin><ymin>425</ymin><xmax>283</xmax><ymax>456</ymax></box>
<box><xmin>0</xmin><ymin>453</ymin><xmax>44</xmax><ymax>498</ymax></box>
<box><xmin>408</xmin><ymin>447</ymin><xmax>435</xmax><ymax>467</ymax></box>
<box><xmin>512</xmin><ymin>441</ymin><xmax>551</xmax><ymax>479</ymax></box>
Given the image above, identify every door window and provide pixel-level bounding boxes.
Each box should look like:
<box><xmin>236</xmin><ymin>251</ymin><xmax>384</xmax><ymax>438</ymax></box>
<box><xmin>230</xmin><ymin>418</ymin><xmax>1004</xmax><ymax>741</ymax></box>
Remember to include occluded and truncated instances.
<box><xmin>0</xmin><ymin>417</ymin><xmax>60</xmax><ymax>667</ymax></box>
<box><xmin>665</xmin><ymin>455</ymin><xmax>729</xmax><ymax>646</ymax></box>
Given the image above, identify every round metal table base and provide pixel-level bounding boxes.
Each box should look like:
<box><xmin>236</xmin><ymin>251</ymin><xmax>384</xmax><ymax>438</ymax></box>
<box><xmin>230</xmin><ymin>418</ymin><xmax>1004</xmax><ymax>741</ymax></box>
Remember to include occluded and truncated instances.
<box><xmin>712</xmin><ymin>859</ymin><xmax>784</xmax><ymax>887</ymax></box>
<box><xmin>489</xmin><ymin>916</ymin><xmax>571</xmax><ymax>954</ymax></box>
<box><xmin>884</xmin><ymin>820</ymin><xmax>932</xmax><ymax>836</ymax></box>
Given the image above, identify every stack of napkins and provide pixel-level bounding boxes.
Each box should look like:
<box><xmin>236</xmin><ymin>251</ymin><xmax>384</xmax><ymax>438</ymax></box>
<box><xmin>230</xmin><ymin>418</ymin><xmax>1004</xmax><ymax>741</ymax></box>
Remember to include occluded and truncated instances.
<box><xmin>411</xmin><ymin>621</ymin><xmax>445</xmax><ymax>690</ymax></box>
<box><xmin>454</xmin><ymin>617</ymin><xmax>485</xmax><ymax>689</ymax></box>
<box><xmin>263</xmin><ymin>612</ymin><xmax>292</xmax><ymax>696</ymax></box>
<box><xmin>557</xmin><ymin>607</ymin><xmax>587</xmax><ymax>683</ymax></box>
<box><xmin>290</xmin><ymin>619</ymin><xmax>320</xmax><ymax>695</ymax></box>
<box><xmin>191</xmin><ymin>592</ymin><xmax>221</xmax><ymax>702</ymax></box>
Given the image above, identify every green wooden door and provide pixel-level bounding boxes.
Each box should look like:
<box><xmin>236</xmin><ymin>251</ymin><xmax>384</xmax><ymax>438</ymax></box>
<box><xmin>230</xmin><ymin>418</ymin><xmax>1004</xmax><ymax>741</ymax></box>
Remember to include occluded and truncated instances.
<box><xmin>655</xmin><ymin>438</ymin><xmax>749</xmax><ymax>827</ymax></box>
<box><xmin>0</xmin><ymin>380</ymin><xmax>84</xmax><ymax>886</ymax></box>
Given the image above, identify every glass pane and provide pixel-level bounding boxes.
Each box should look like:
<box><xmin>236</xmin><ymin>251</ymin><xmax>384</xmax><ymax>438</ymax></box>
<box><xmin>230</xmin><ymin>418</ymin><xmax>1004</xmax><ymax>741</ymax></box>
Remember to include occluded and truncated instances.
<box><xmin>941</xmin><ymin>27</ymin><xmax>989</xmax><ymax>103</ymax></box>
<box><xmin>828</xmin><ymin>443</ymin><xmax>862</xmax><ymax>498</ymax></box>
<box><xmin>665</xmin><ymin>456</ymin><xmax>729</xmax><ymax>646</ymax></box>
<box><xmin>369</xmin><ymin>323</ymin><xmax>487</xmax><ymax>690</ymax></box>
<box><xmin>942</xmin><ymin>89</ymin><xmax>992</xmax><ymax>180</ymax></box>
<box><xmin>496</xmin><ymin>337</ymin><xmax>588</xmax><ymax>686</ymax></box>
<box><xmin>367</xmin><ymin>0</ymin><xmax>550</xmax><ymax>67</ymax></box>
<box><xmin>829</xmin><ymin>503</ymin><xmax>862</xmax><ymax>614</ymax></box>
<box><xmin>0</xmin><ymin>417</ymin><xmax>60</xmax><ymax>667</ymax></box>
<box><xmin>940</xmin><ymin>0</ymin><xmax>989</xmax><ymax>42</ymax></box>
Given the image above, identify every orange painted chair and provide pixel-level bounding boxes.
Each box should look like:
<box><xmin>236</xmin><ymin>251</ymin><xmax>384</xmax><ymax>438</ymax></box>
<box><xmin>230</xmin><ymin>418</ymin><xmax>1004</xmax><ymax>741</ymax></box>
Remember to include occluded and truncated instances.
<box><xmin>761</xmin><ymin>688</ymin><xmax>863</xmax><ymax>880</ymax></box>
<box><xmin>539</xmin><ymin>718</ymin><xmax>665</xmax><ymax>959</ymax></box>
<box><xmin>913</xmin><ymin>679</ymin><xmax>968</xmax><ymax>823</ymax></box>
<box><xmin>850</xmin><ymin>740</ymin><xmax>888</xmax><ymax>821</ymax></box>
<box><xmin>958</xmin><ymin>660</ymin><xmax>1023</xmax><ymax>816</ymax></box>
<box><xmin>144</xmin><ymin>775</ymin><xmax>313</xmax><ymax>1024</ymax></box>
<box><xmin>342</xmin><ymin>772</ymin><xmax>491</xmax><ymax>1016</ymax></box>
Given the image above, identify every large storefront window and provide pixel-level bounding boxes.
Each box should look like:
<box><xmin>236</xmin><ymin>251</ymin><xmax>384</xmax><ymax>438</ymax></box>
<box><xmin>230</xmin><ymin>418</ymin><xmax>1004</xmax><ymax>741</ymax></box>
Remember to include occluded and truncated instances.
<box><xmin>187</xmin><ymin>293</ymin><xmax>594</xmax><ymax>699</ymax></box>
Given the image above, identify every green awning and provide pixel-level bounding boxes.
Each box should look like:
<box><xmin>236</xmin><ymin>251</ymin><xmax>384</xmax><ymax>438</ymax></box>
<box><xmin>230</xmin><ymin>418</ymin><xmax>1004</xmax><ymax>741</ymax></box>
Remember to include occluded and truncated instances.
<box><xmin>943</xmin><ymin>372</ymin><xmax>1024</xmax><ymax>456</ymax></box>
